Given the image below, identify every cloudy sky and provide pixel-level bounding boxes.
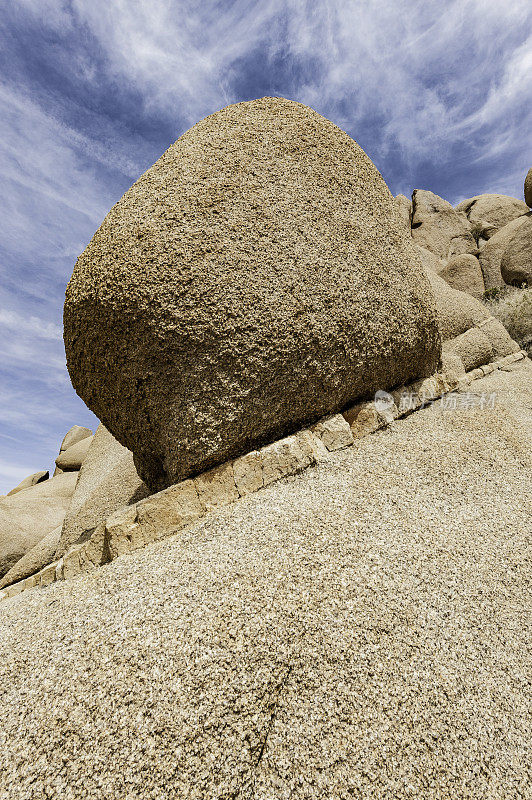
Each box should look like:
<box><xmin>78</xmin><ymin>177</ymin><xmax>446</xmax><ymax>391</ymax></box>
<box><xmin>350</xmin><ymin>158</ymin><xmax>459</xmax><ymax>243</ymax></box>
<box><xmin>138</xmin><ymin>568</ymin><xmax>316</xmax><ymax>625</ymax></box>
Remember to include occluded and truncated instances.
<box><xmin>1</xmin><ymin>0</ymin><xmax>531</xmax><ymax>493</ymax></box>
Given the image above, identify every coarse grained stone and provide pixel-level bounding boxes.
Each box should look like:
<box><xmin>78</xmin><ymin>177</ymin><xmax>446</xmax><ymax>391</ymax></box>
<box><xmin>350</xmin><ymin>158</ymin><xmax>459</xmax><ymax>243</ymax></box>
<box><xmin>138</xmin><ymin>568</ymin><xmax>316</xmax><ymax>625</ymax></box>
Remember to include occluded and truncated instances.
<box><xmin>64</xmin><ymin>97</ymin><xmax>440</xmax><ymax>491</ymax></box>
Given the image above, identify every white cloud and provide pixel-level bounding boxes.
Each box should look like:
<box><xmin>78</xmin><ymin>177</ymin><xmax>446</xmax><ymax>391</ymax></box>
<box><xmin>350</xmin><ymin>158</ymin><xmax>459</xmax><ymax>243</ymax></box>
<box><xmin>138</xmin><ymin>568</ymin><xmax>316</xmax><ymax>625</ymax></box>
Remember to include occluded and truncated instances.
<box><xmin>0</xmin><ymin>310</ymin><xmax>62</xmax><ymax>341</ymax></box>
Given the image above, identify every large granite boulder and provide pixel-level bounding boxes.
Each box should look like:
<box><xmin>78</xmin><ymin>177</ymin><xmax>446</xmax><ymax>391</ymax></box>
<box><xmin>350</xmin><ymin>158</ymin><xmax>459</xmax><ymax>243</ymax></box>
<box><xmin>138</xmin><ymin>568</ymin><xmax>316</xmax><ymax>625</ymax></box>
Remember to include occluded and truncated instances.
<box><xmin>411</xmin><ymin>189</ymin><xmax>477</xmax><ymax>260</ymax></box>
<box><xmin>455</xmin><ymin>194</ymin><xmax>528</xmax><ymax>231</ymax></box>
<box><xmin>0</xmin><ymin>472</ymin><xmax>77</xmax><ymax>579</ymax></box>
<box><xmin>500</xmin><ymin>220</ymin><xmax>532</xmax><ymax>287</ymax></box>
<box><xmin>64</xmin><ymin>97</ymin><xmax>441</xmax><ymax>491</ymax></box>
<box><xmin>56</xmin><ymin>424</ymin><xmax>149</xmax><ymax>558</ymax></box>
<box><xmin>478</xmin><ymin>213</ymin><xmax>532</xmax><ymax>289</ymax></box>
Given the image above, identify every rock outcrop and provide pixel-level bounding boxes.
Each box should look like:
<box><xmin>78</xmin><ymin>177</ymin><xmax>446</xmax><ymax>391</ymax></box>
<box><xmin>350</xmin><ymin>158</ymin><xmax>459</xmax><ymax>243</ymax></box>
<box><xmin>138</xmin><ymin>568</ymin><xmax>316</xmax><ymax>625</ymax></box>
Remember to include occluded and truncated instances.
<box><xmin>394</xmin><ymin>194</ymin><xmax>412</xmax><ymax>233</ymax></box>
<box><xmin>59</xmin><ymin>425</ymin><xmax>92</xmax><ymax>454</ymax></box>
<box><xmin>56</xmin><ymin>424</ymin><xmax>149</xmax><ymax>558</ymax></box>
<box><xmin>411</xmin><ymin>189</ymin><xmax>477</xmax><ymax>259</ymax></box>
<box><xmin>0</xmin><ymin>526</ymin><xmax>61</xmax><ymax>589</ymax></box>
<box><xmin>500</xmin><ymin>220</ymin><xmax>532</xmax><ymax>286</ymax></box>
<box><xmin>2</xmin><ymin>362</ymin><xmax>531</xmax><ymax>798</ymax></box>
<box><xmin>524</xmin><ymin>168</ymin><xmax>532</xmax><ymax>208</ymax></box>
<box><xmin>455</xmin><ymin>193</ymin><xmax>528</xmax><ymax>231</ymax></box>
<box><xmin>0</xmin><ymin>472</ymin><xmax>77</xmax><ymax>578</ymax></box>
<box><xmin>478</xmin><ymin>213</ymin><xmax>531</xmax><ymax>289</ymax></box>
<box><xmin>64</xmin><ymin>97</ymin><xmax>441</xmax><ymax>491</ymax></box>
<box><xmin>439</xmin><ymin>254</ymin><xmax>485</xmax><ymax>298</ymax></box>
<box><xmin>55</xmin><ymin>435</ymin><xmax>93</xmax><ymax>472</ymax></box>
<box><xmin>6</xmin><ymin>470</ymin><xmax>48</xmax><ymax>497</ymax></box>
<box><xmin>423</xmin><ymin>268</ymin><xmax>518</xmax><ymax>371</ymax></box>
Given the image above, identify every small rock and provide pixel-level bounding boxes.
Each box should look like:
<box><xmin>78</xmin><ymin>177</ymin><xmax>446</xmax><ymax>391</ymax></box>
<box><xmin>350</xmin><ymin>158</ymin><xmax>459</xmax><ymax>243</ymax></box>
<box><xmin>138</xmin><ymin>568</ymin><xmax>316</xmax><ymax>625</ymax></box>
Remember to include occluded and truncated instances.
<box><xmin>310</xmin><ymin>415</ymin><xmax>354</xmax><ymax>451</ymax></box>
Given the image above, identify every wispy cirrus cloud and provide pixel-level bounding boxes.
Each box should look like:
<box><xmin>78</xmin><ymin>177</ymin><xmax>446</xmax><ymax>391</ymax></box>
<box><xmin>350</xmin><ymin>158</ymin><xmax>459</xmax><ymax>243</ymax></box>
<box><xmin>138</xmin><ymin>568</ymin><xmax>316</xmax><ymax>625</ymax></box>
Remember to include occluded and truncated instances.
<box><xmin>1</xmin><ymin>0</ymin><xmax>531</xmax><ymax>492</ymax></box>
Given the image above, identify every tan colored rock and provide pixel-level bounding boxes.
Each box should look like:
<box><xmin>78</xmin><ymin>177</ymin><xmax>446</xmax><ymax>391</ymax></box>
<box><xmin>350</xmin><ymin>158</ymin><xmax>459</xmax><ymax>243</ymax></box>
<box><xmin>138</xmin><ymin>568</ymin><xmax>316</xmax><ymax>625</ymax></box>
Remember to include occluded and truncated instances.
<box><xmin>0</xmin><ymin>472</ymin><xmax>77</xmax><ymax>579</ymax></box>
<box><xmin>443</xmin><ymin>328</ymin><xmax>493</xmax><ymax>372</ymax></box>
<box><xmin>295</xmin><ymin>429</ymin><xmax>329</xmax><ymax>463</ymax></box>
<box><xmin>456</xmin><ymin>194</ymin><xmax>528</xmax><ymax>230</ymax></box>
<box><xmin>424</xmin><ymin>267</ymin><xmax>488</xmax><ymax>340</ymax></box>
<box><xmin>310</xmin><ymin>414</ymin><xmax>354</xmax><ymax>451</ymax></box>
<box><xmin>4</xmin><ymin>579</ymin><xmax>25</xmax><ymax>598</ymax></box>
<box><xmin>525</xmin><ymin>168</ymin><xmax>532</xmax><ymax>208</ymax></box>
<box><xmin>62</xmin><ymin>533</ymin><xmax>107</xmax><ymax>581</ymax></box>
<box><xmin>62</xmin><ymin>544</ymin><xmax>85</xmax><ymax>581</ymax></box>
<box><xmin>64</xmin><ymin>97</ymin><xmax>440</xmax><ymax>492</ymax></box>
<box><xmin>0</xmin><ymin>526</ymin><xmax>61</xmax><ymax>589</ymax></box>
<box><xmin>56</xmin><ymin>424</ymin><xmax>149</xmax><ymax>559</ymax></box>
<box><xmin>106</xmin><ymin>480</ymin><xmax>204</xmax><ymax>560</ymax></box>
<box><xmin>194</xmin><ymin>463</ymin><xmax>239</xmax><ymax>511</ymax></box>
<box><xmin>439</xmin><ymin>254</ymin><xmax>485</xmax><ymax>299</ymax></box>
<box><xmin>478</xmin><ymin>213</ymin><xmax>531</xmax><ymax>289</ymax></box>
<box><xmin>7</xmin><ymin>471</ymin><xmax>49</xmax><ymax>497</ymax></box>
<box><xmin>24</xmin><ymin>573</ymin><xmax>40</xmax><ymax>590</ymax></box>
<box><xmin>59</xmin><ymin>425</ymin><xmax>92</xmax><ymax>453</ymax></box>
<box><xmin>500</xmin><ymin>219</ymin><xmax>532</xmax><ymax>286</ymax></box>
<box><xmin>55</xmin><ymin>559</ymin><xmax>64</xmax><ymax>581</ymax></box>
<box><xmin>414</xmin><ymin>244</ymin><xmax>445</xmax><ymax>274</ymax></box>
<box><xmin>344</xmin><ymin>401</ymin><xmax>387</xmax><ymax>437</ymax></box>
<box><xmin>260</xmin><ymin>435</ymin><xmax>315</xmax><ymax>487</ymax></box>
<box><xmin>469</xmin><ymin>218</ymin><xmax>499</xmax><ymax>243</ymax></box>
<box><xmin>394</xmin><ymin>194</ymin><xmax>412</xmax><ymax>234</ymax></box>
<box><xmin>441</xmin><ymin>351</ymin><xmax>466</xmax><ymax>387</ymax></box>
<box><xmin>411</xmin><ymin>189</ymin><xmax>477</xmax><ymax>259</ymax></box>
<box><xmin>55</xmin><ymin>436</ymin><xmax>93</xmax><ymax>471</ymax></box>
<box><xmin>232</xmin><ymin>451</ymin><xmax>263</xmax><ymax>496</ymax></box>
<box><xmin>424</xmin><ymin>268</ymin><xmax>518</xmax><ymax>370</ymax></box>
<box><xmin>476</xmin><ymin>317</ymin><xmax>521</xmax><ymax>359</ymax></box>
<box><xmin>39</xmin><ymin>562</ymin><xmax>57</xmax><ymax>587</ymax></box>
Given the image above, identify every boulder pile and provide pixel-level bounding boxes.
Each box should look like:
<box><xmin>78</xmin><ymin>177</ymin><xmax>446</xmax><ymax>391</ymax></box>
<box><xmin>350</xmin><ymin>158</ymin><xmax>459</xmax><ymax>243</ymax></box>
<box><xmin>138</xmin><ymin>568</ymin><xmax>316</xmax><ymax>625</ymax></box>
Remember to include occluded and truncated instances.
<box><xmin>0</xmin><ymin>425</ymin><xmax>92</xmax><ymax>585</ymax></box>
<box><xmin>398</xmin><ymin>175</ymin><xmax>532</xmax><ymax>291</ymax></box>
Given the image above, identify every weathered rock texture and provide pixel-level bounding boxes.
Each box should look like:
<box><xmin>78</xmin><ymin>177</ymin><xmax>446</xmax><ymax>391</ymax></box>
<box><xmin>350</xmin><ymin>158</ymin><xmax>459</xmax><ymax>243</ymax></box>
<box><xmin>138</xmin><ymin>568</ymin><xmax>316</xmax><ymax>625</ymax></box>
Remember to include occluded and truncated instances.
<box><xmin>56</xmin><ymin>424</ymin><xmax>149</xmax><ymax>558</ymax></box>
<box><xmin>0</xmin><ymin>472</ymin><xmax>77</xmax><ymax>578</ymax></box>
<box><xmin>423</xmin><ymin>269</ymin><xmax>518</xmax><ymax>370</ymax></box>
<box><xmin>439</xmin><ymin>254</ymin><xmax>485</xmax><ymax>298</ymax></box>
<box><xmin>59</xmin><ymin>426</ymin><xmax>92</xmax><ymax>453</ymax></box>
<box><xmin>64</xmin><ymin>97</ymin><xmax>441</xmax><ymax>490</ymax></box>
<box><xmin>1</xmin><ymin>361</ymin><xmax>531</xmax><ymax>799</ymax></box>
<box><xmin>394</xmin><ymin>194</ymin><xmax>412</xmax><ymax>233</ymax></box>
<box><xmin>524</xmin><ymin>168</ymin><xmax>532</xmax><ymax>208</ymax></box>
<box><xmin>0</xmin><ymin>526</ymin><xmax>61</xmax><ymax>589</ymax></box>
<box><xmin>478</xmin><ymin>213</ymin><xmax>532</xmax><ymax>289</ymax></box>
<box><xmin>455</xmin><ymin>194</ymin><xmax>528</xmax><ymax>231</ymax></box>
<box><xmin>411</xmin><ymin>189</ymin><xmax>477</xmax><ymax>259</ymax></box>
<box><xmin>55</xmin><ymin>436</ymin><xmax>93</xmax><ymax>471</ymax></box>
<box><xmin>500</xmin><ymin>220</ymin><xmax>532</xmax><ymax>287</ymax></box>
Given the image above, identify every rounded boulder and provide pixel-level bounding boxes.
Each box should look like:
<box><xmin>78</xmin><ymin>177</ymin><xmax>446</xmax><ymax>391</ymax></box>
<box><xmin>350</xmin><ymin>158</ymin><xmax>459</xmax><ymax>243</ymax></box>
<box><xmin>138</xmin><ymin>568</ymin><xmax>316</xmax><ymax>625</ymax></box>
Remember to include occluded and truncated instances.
<box><xmin>64</xmin><ymin>97</ymin><xmax>441</xmax><ymax>490</ymax></box>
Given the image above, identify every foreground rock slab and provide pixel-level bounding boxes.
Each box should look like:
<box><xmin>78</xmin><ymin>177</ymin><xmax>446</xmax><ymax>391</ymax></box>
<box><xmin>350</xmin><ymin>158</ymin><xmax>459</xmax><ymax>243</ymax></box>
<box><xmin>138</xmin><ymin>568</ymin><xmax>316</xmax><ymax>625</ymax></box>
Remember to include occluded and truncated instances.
<box><xmin>1</xmin><ymin>363</ymin><xmax>530</xmax><ymax>798</ymax></box>
<box><xmin>64</xmin><ymin>96</ymin><xmax>440</xmax><ymax>491</ymax></box>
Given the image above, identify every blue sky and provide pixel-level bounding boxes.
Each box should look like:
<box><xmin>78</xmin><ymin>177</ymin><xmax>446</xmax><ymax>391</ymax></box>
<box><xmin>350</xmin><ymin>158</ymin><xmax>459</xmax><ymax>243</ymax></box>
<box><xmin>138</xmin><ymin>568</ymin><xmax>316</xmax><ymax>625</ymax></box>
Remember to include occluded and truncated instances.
<box><xmin>1</xmin><ymin>0</ymin><xmax>531</xmax><ymax>494</ymax></box>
